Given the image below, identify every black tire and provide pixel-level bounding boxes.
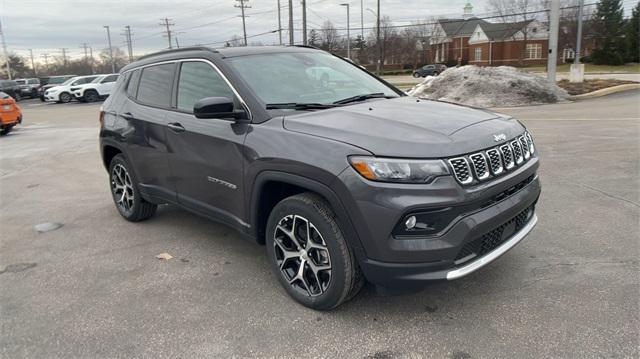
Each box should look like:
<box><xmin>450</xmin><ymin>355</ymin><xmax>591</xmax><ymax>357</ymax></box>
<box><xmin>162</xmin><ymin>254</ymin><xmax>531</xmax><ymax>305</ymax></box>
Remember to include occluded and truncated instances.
<box><xmin>13</xmin><ymin>93</ymin><xmax>21</xmax><ymax>102</ymax></box>
<box><xmin>108</xmin><ymin>154</ymin><xmax>157</xmax><ymax>222</ymax></box>
<box><xmin>58</xmin><ymin>92</ymin><xmax>72</xmax><ymax>103</ymax></box>
<box><xmin>434</xmin><ymin>72</ymin><xmax>439</xmax><ymax>76</ymax></box>
<box><xmin>84</xmin><ymin>90</ymin><xmax>99</xmax><ymax>103</ymax></box>
<box><xmin>1</xmin><ymin>125</ymin><xmax>13</xmax><ymax>136</ymax></box>
<box><xmin>266</xmin><ymin>193</ymin><xmax>364</xmax><ymax>310</ymax></box>
<box><xmin>40</xmin><ymin>95</ymin><xmax>45</xmax><ymax>102</ymax></box>
<box><xmin>413</xmin><ymin>72</ymin><xmax>421</xmax><ymax>78</ymax></box>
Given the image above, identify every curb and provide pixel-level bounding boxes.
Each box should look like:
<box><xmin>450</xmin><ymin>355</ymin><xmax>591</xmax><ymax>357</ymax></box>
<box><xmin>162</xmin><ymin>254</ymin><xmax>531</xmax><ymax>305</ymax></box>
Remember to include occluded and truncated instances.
<box><xmin>568</xmin><ymin>84</ymin><xmax>640</xmax><ymax>100</ymax></box>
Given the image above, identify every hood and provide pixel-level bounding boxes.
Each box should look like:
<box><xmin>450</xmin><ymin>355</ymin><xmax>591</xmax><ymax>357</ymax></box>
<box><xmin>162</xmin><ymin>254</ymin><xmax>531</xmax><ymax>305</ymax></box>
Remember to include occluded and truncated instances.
<box><xmin>283</xmin><ymin>97</ymin><xmax>525</xmax><ymax>158</ymax></box>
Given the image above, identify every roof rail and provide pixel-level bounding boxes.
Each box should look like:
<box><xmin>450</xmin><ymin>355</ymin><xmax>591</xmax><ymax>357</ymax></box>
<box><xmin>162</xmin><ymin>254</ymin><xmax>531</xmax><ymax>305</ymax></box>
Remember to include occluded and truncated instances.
<box><xmin>137</xmin><ymin>46</ymin><xmax>218</xmax><ymax>61</ymax></box>
<box><xmin>289</xmin><ymin>44</ymin><xmax>322</xmax><ymax>50</ymax></box>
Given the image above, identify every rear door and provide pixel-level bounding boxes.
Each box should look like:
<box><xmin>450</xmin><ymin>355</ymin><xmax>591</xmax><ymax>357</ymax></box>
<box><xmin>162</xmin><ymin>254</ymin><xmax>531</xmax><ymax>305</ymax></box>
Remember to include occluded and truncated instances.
<box><xmin>165</xmin><ymin>60</ymin><xmax>249</xmax><ymax>229</ymax></box>
<box><xmin>119</xmin><ymin>63</ymin><xmax>176</xmax><ymax>202</ymax></box>
<box><xmin>96</xmin><ymin>74</ymin><xmax>119</xmax><ymax>96</ymax></box>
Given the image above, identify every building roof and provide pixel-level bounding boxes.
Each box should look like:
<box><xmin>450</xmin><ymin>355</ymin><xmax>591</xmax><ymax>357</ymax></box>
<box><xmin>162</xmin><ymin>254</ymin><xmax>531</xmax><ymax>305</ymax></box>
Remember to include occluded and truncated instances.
<box><xmin>480</xmin><ymin>20</ymin><xmax>534</xmax><ymax>40</ymax></box>
<box><xmin>438</xmin><ymin>17</ymin><xmax>490</xmax><ymax>37</ymax></box>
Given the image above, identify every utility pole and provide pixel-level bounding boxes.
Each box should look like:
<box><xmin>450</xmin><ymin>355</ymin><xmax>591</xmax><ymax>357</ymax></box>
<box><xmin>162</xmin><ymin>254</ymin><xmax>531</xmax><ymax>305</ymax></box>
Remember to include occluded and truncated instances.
<box><xmin>340</xmin><ymin>3</ymin><xmax>350</xmax><ymax>59</ymax></box>
<box><xmin>175</xmin><ymin>37</ymin><xmax>180</xmax><ymax>48</ymax></box>
<box><xmin>235</xmin><ymin>0</ymin><xmax>251</xmax><ymax>46</ymax></box>
<box><xmin>570</xmin><ymin>0</ymin><xmax>585</xmax><ymax>83</ymax></box>
<box><xmin>41</xmin><ymin>53</ymin><xmax>50</xmax><ymax>73</ymax></box>
<box><xmin>288</xmin><ymin>0</ymin><xmax>294</xmax><ymax>45</ymax></box>
<box><xmin>104</xmin><ymin>25</ymin><xmax>116</xmax><ymax>73</ymax></box>
<box><xmin>159</xmin><ymin>18</ymin><xmax>174</xmax><ymax>49</ymax></box>
<box><xmin>277</xmin><ymin>0</ymin><xmax>283</xmax><ymax>45</ymax></box>
<box><xmin>0</xmin><ymin>19</ymin><xmax>11</xmax><ymax>80</ymax></box>
<box><xmin>360</xmin><ymin>0</ymin><xmax>364</xmax><ymax>41</ymax></box>
<box><xmin>80</xmin><ymin>43</ymin><xmax>90</xmax><ymax>73</ymax></box>
<box><xmin>59</xmin><ymin>48</ymin><xmax>69</xmax><ymax>67</ymax></box>
<box><xmin>88</xmin><ymin>46</ymin><xmax>94</xmax><ymax>74</ymax></box>
<box><xmin>302</xmin><ymin>0</ymin><xmax>307</xmax><ymax>45</ymax></box>
<box><xmin>546</xmin><ymin>0</ymin><xmax>559</xmax><ymax>82</ymax></box>
<box><xmin>28</xmin><ymin>49</ymin><xmax>37</xmax><ymax>77</ymax></box>
<box><xmin>376</xmin><ymin>0</ymin><xmax>381</xmax><ymax>75</ymax></box>
<box><xmin>123</xmin><ymin>25</ymin><xmax>134</xmax><ymax>62</ymax></box>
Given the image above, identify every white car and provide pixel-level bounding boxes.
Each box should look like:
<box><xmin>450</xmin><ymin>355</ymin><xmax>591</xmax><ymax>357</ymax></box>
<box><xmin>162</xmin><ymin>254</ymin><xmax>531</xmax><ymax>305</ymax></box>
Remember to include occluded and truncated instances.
<box><xmin>70</xmin><ymin>74</ymin><xmax>119</xmax><ymax>102</ymax></box>
<box><xmin>44</xmin><ymin>75</ymin><xmax>99</xmax><ymax>103</ymax></box>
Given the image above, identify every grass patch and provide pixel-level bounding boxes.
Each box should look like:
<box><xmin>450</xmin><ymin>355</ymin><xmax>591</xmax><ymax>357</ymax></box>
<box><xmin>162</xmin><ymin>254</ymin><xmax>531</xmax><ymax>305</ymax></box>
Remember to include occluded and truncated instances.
<box><xmin>557</xmin><ymin>79</ymin><xmax>639</xmax><ymax>95</ymax></box>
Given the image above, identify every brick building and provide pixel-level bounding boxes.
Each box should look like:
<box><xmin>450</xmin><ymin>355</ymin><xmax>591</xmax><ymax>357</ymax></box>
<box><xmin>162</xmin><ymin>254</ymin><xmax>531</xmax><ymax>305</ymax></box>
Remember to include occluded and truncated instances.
<box><xmin>429</xmin><ymin>2</ymin><xmax>550</xmax><ymax>67</ymax></box>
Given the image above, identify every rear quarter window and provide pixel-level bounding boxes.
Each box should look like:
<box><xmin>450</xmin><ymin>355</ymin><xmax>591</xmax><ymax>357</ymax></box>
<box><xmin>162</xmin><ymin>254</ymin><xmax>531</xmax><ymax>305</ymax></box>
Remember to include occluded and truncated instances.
<box><xmin>136</xmin><ymin>64</ymin><xmax>175</xmax><ymax>107</ymax></box>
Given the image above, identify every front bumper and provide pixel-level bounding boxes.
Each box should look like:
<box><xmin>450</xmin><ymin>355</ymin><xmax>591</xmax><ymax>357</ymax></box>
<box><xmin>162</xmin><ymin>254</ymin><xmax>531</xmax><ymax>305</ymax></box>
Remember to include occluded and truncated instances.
<box><xmin>72</xmin><ymin>91</ymin><xmax>83</xmax><ymax>98</ymax></box>
<box><xmin>337</xmin><ymin>155</ymin><xmax>541</xmax><ymax>288</ymax></box>
<box><xmin>44</xmin><ymin>93</ymin><xmax>59</xmax><ymax>102</ymax></box>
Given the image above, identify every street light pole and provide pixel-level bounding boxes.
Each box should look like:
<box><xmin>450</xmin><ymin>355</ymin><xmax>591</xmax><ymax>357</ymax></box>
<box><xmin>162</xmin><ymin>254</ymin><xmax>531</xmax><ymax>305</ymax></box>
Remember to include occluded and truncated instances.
<box><xmin>104</xmin><ymin>25</ymin><xmax>115</xmax><ymax>73</ymax></box>
<box><xmin>574</xmin><ymin>0</ymin><xmax>584</xmax><ymax>64</ymax></box>
<box><xmin>288</xmin><ymin>0</ymin><xmax>294</xmax><ymax>45</ymax></box>
<box><xmin>340</xmin><ymin>3</ymin><xmax>350</xmax><ymax>59</ymax></box>
<box><xmin>302</xmin><ymin>0</ymin><xmax>308</xmax><ymax>45</ymax></box>
<box><xmin>376</xmin><ymin>0</ymin><xmax>381</xmax><ymax>75</ymax></box>
<box><xmin>546</xmin><ymin>0</ymin><xmax>559</xmax><ymax>82</ymax></box>
<box><xmin>360</xmin><ymin>0</ymin><xmax>364</xmax><ymax>41</ymax></box>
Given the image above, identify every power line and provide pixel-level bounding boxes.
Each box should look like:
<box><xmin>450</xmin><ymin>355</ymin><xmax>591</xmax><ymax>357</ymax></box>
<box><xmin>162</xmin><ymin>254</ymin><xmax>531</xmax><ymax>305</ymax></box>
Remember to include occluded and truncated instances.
<box><xmin>123</xmin><ymin>26</ymin><xmax>134</xmax><ymax>62</ymax></box>
<box><xmin>235</xmin><ymin>0</ymin><xmax>251</xmax><ymax>46</ymax></box>
<box><xmin>159</xmin><ymin>18</ymin><xmax>175</xmax><ymax>49</ymax></box>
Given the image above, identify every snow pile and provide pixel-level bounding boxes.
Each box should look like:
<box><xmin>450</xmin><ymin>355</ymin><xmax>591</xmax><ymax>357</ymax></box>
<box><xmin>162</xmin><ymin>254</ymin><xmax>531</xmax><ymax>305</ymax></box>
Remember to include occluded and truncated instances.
<box><xmin>408</xmin><ymin>65</ymin><xmax>568</xmax><ymax>107</ymax></box>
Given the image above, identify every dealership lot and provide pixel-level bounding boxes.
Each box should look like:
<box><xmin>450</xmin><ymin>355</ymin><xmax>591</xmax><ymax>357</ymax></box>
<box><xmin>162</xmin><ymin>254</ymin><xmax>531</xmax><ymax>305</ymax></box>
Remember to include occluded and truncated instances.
<box><xmin>1</xmin><ymin>94</ymin><xmax>639</xmax><ymax>358</ymax></box>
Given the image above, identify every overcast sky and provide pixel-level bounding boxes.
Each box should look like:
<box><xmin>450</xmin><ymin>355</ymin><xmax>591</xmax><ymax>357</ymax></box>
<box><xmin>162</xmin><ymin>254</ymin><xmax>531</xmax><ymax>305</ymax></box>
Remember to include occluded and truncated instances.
<box><xmin>1</xmin><ymin>0</ymin><xmax>637</xmax><ymax>63</ymax></box>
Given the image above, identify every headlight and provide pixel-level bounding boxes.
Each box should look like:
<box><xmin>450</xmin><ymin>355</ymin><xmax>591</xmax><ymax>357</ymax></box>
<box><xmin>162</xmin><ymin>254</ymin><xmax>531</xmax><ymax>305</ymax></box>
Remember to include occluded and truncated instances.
<box><xmin>349</xmin><ymin>156</ymin><xmax>450</xmax><ymax>183</ymax></box>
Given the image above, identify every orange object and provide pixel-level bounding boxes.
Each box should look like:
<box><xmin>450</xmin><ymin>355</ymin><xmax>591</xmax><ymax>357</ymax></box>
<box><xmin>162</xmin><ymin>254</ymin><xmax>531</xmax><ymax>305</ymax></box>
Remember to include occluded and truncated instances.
<box><xmin>0</xmin><ymin>92</ymin><xmax>22</xmax><ymax>135</ymax></box>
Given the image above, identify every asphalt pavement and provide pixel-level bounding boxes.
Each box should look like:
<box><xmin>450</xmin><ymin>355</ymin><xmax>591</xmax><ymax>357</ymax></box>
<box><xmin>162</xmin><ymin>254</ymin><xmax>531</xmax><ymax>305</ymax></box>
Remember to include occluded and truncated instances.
<box><xmin>1</xmin><ymin>93</ymin><xmax>639</xmax><ymax>358</ymax></box>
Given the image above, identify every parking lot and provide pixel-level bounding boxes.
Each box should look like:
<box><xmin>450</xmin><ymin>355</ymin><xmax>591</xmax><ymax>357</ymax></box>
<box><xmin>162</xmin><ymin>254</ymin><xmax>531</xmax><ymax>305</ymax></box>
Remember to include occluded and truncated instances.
<box><xmin>1</xmin><ymin>94</ymin><xmax>639</xmax><ymax>358</ymax></box>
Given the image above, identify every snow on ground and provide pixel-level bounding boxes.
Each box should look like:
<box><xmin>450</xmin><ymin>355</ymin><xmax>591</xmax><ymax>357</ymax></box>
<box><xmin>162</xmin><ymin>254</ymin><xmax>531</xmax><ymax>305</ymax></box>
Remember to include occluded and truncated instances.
<box><xmin>408</xmin><ymin>65</ymin><xmax>569</xmax><ymax>107</ymax></box>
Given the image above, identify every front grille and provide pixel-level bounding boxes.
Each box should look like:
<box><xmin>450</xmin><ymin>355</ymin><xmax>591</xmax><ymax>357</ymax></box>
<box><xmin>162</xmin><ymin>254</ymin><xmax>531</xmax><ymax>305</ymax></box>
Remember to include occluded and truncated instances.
<box><xmin>448</xmin><ymin>158</ymin><xmax>472</xmax><ymax>184</ymax></box>
<box><xmin>447</xmin><ymin>132</ymin><xmax>535</xmax><ymax>186</ymax></box>
<box><xmin>486</xmin><ymin>149</ymin><xmax>503</xmax><ymax>175</ymax></box>
<box><xmin>469</xmin><ymin>153</ymin><xmax>489</xmax><ymax>180</ymax></box>
<box><xmin>454</xmin><ymin>205</ymin><xmax>535</xmax><ymax>265</ymax></box>
<box><xmin>511</xmin><ymin>140</ymin><xmax>524</xmax><ymax>164</ymax></box>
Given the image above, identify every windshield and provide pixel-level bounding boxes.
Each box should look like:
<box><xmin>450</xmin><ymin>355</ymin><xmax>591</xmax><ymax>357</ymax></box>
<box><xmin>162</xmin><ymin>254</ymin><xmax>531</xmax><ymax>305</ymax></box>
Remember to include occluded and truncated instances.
<box><xmin>15</xmin><ymin>80</ymin><xmax>26</xmax><ymax>85</ymax></box>
<box><xmin>48</xmin><ymin>77</ymin><xmax>67</xmax><ymax>85</ymax></box>
<box><xmin>61</xmin><ymin>77</ymin><xmax>79</xmax><ymax>86</ymax></box>
<box><xmin>226</xmin><ymin>52</ymin><xmax>399</xmax><ymax>106</ymax></box>
<box><xmin>90</xmin><ymin>76</ymin><xmax>104</xmax><ymax>84</ymax></box>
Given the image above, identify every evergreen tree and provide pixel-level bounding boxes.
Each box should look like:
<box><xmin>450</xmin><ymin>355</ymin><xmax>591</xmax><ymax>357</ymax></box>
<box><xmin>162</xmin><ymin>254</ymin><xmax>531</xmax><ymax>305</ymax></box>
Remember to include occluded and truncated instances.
<box><xmin>591</xmin><ymin>0</ymin><xmax>625</xmax><ymax>65</ymax></box>
<box><xmin>308</xmin><ymin>29</ymin><xmax>320</xmax><ymax>47</ymax></box>
<box><xmin>625</xmin><ymin>1</ymin><xmax>640</xmax><ymax>62</ymax></box>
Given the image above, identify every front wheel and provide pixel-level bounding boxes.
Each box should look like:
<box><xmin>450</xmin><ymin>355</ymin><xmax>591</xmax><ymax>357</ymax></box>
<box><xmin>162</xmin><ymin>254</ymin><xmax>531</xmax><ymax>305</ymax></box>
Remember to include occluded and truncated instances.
<box><xmin>84</xmin><ymin>90</ymin><xmax>99</xmax><ymax>103</ymax></box>
<box><xmin>412</xmin><ymin>72</ymin><xmax>421</xmax><ymax>78</ymax></box>
<box><xmin>266</xmin><ymin>193</ymin><xmax>364</xmax><ymax>310</ymax></box>
<box><xmin>108</xmin><ymin>154</ymin><xmax>157</xmax><ymax>221</ymax></box>
<box><xmin>0</xmin><ymin>125</ymin><xmax>13</xmax><ymax>136</ymax></box>
<box><xmin>58</xmin><ymin>92</ymin><xmax>72</xmax><ymax>103</ymax></box>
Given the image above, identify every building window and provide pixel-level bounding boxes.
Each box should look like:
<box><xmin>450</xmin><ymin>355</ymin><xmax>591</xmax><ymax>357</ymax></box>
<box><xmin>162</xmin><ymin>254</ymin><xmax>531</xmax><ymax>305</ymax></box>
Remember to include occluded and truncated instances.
<box><xmin>526</xmin><ymin>43</ymin><xmax>542</xmax><ymax>59</ymax></box>
<box><xmin>475</xmin><ymin>47</ymin><xmax>482</xmax><ymax>61</ymax></box>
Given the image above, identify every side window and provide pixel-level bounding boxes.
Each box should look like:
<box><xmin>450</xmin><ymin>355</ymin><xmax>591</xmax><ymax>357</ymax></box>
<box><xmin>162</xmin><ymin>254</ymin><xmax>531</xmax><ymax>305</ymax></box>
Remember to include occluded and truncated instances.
<box><xmin>137</xmin><ymin>63</ymin><xmax>175</xmax><ymax>107</ymax></box>
<box><xmin>177</xmin><ymin>61</ymin><xmax>234</xmax><ymax>112</ymax></box>
<box><xmin>29</xmin><ymin>79</ymin><xmax>39</xmax><ymax>85</ymax></box>
<box><xmin>101</xmin><ymin>75</ymin><xmax>119</xmax><ymax>83</ymax></box>
<box><xmin>126</xmin><ymin>70</ymin><xmax>141</xmax><ymax>98</ymax></box>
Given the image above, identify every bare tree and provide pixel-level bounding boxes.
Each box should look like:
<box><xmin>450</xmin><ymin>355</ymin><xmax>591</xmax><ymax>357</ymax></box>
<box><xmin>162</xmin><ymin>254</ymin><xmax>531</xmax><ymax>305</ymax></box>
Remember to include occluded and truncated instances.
<box><xmin>486</xmin><ymin>0</ymin><xmax>535</xmax><ymax>64</ymax></box>
<box><xmin>319</xmin><ymin>20</ymin><xmax>341</xmax><ymax>52</ymax></box>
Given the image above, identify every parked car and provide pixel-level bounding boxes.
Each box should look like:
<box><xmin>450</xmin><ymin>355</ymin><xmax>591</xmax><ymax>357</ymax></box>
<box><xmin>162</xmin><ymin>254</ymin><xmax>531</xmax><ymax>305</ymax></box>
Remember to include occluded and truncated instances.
<box><xmin>43</xmin><ymin>75</ymin><xmax>99</xmax><ymax>103</ymax></box>
<box><xmin>38</xmin><ymin>75</ymin><xmax>77</xmax><ymax>101</ymax></box>
<box><xmin>412</xmin><ymin>64</ymin><xmax>447</xmax><ymax>78</ymax></box>
<box><xmin>0</xmin><ymin>91</ymin><xmax>22</xmax><ymax>135</ymax></box>
<box><xmin>0</xmin><ymin>80</ymin><xmax>22</xmax><ymax>101</ymax></box>
<box><xmin>100</xmin><ymin>46</ymin><xmax>540</xmax><ymax>310</ymax></box>
<box><xmin>71</xmin><ymin>73</ymin><xmax>119</xmax><ymax>102</ymax></box>
<box><xmin>15</xmin><ymin>78</ymin><xmax>41</xmax><ymax>98</ymax></box>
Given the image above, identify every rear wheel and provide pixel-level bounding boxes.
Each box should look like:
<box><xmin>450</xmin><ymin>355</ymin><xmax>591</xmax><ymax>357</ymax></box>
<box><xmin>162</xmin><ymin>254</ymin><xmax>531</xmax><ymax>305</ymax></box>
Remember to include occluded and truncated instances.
<box><xmin>31</xmin><ymin>89</ymin><xmax>38</xmax><ymax>98</ymax></box>
<box><xmin>13</xmin><ymin>93</ymin><xmax>21</xmax><ymax>102</ymax></box>
<box><xmin>84</xmin><ymin>90</ymin><xmax>99</xmax><ymax>103</ymax></box>
<box><xmin>108</xmin><ymin>154</ymin><xmax>157</xmax><ymax>221</ymax></box>
<box><xmin>266</xmin><ymin>193</ymin><xmax>364</xmax><ymax>310</ymax></box>
<box><xmin>58</xmin><ymin>92</ymin><xmax>72</xmax><ymax>103</ymax></box>
<box><xmin>413</xmin><ymin>72</ymin><xmax>421</xmax><ymax>78</ymax></box>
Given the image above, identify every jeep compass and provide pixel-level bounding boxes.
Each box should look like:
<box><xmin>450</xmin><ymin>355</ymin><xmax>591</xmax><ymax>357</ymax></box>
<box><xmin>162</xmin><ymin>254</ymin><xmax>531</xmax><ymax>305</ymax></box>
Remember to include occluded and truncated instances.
<box><xmin>99</xmin><ymin>46</ymin><xmax>540</xmax><ymax>310</ymax></box>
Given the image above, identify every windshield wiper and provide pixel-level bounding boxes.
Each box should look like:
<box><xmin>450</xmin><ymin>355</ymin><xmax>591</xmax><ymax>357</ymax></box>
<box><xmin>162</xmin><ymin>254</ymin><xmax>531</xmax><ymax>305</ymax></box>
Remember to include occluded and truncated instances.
<box><xmin>266</xmin><ymin>103</ymin><xmax>337</xmax><ymax>111</ymax></box>
<box><xmin>332</xmin><ymin>93</ymin><xmax>394</xmax><ymax>105</ymax></box>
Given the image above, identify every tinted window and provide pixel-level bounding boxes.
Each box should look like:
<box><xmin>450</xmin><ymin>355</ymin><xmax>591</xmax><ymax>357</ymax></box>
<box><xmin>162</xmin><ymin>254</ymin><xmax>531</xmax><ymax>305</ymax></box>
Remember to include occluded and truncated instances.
<box><xmin>137</xmin><ymin>64</ymin><xmax>174</xmax><ymax>107</ymax></box>
<box><xmin>28</xmin><ymin>79</ymin><xmax>39</xmax><ymax>84</ymax></box>
<box><xmin>127</xmin><ymin>70</ymin><xmax>141</xmax><ymax>98</ymax></box>
<box><xmin>102</xmin><ymin>75</ymin><xmax>119</xmax><ymax>83</ymax></box>
<box><xmin>177</xmin><ymin>62</ymin><xmax>234</xmax><ymax>112</ymax></box>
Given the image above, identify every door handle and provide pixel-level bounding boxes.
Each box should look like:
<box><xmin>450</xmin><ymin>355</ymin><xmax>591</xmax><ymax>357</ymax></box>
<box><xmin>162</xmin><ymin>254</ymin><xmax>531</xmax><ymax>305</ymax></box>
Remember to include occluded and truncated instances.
<box><xmin>167</xmin><ymin>122</ymin><xmax>185</xmax><ymax>133</ymax></box>
<box><xmin>120</xmin><ymin>112</ymin><xmax>134</xmax><ymax>121</ymax></box>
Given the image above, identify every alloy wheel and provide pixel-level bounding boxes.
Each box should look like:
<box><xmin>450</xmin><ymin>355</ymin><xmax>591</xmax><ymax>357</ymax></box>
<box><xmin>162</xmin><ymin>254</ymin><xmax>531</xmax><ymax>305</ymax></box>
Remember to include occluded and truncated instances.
<box><xmin>273</xmin><ymin>214</ymin><xmax>332</xmax><ymax>297</ymax></box>
<box><xmin>111</xmin><ymin>164</ymin><xmax>134</xmax><ymax>213</ymax></box>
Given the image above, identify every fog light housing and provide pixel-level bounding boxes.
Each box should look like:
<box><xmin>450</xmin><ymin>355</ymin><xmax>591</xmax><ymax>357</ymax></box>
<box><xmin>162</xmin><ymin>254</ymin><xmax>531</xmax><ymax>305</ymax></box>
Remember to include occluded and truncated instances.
<box><xmin>405</xmin><ymin>216</ymin><xmax>417</xmax><ymax>230</ymax></box>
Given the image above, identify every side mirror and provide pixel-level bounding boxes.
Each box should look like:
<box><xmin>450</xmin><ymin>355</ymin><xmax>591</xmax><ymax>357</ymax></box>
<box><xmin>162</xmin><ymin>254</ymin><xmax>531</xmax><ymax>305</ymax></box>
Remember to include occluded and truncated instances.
<box><xmin>193</xmin><ymin>97</ymin><xmax>248</xmax><ymax>121</ymax></box>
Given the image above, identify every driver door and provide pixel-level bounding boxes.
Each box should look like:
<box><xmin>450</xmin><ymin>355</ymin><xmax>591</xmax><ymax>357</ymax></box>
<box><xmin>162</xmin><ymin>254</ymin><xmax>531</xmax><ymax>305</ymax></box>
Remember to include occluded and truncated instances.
<box><xmin>165</xmin><ymin>60</ymin><xmax>249</xmax><ymax>230</ymax></box>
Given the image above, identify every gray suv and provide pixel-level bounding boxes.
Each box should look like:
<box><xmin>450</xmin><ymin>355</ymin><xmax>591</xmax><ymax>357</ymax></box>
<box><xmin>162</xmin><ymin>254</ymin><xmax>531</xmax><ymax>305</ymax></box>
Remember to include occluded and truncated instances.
<box><xmin>99</xmin><ymin>46</ymin><xmax>540</xmax><ymax>310</ymax></box>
